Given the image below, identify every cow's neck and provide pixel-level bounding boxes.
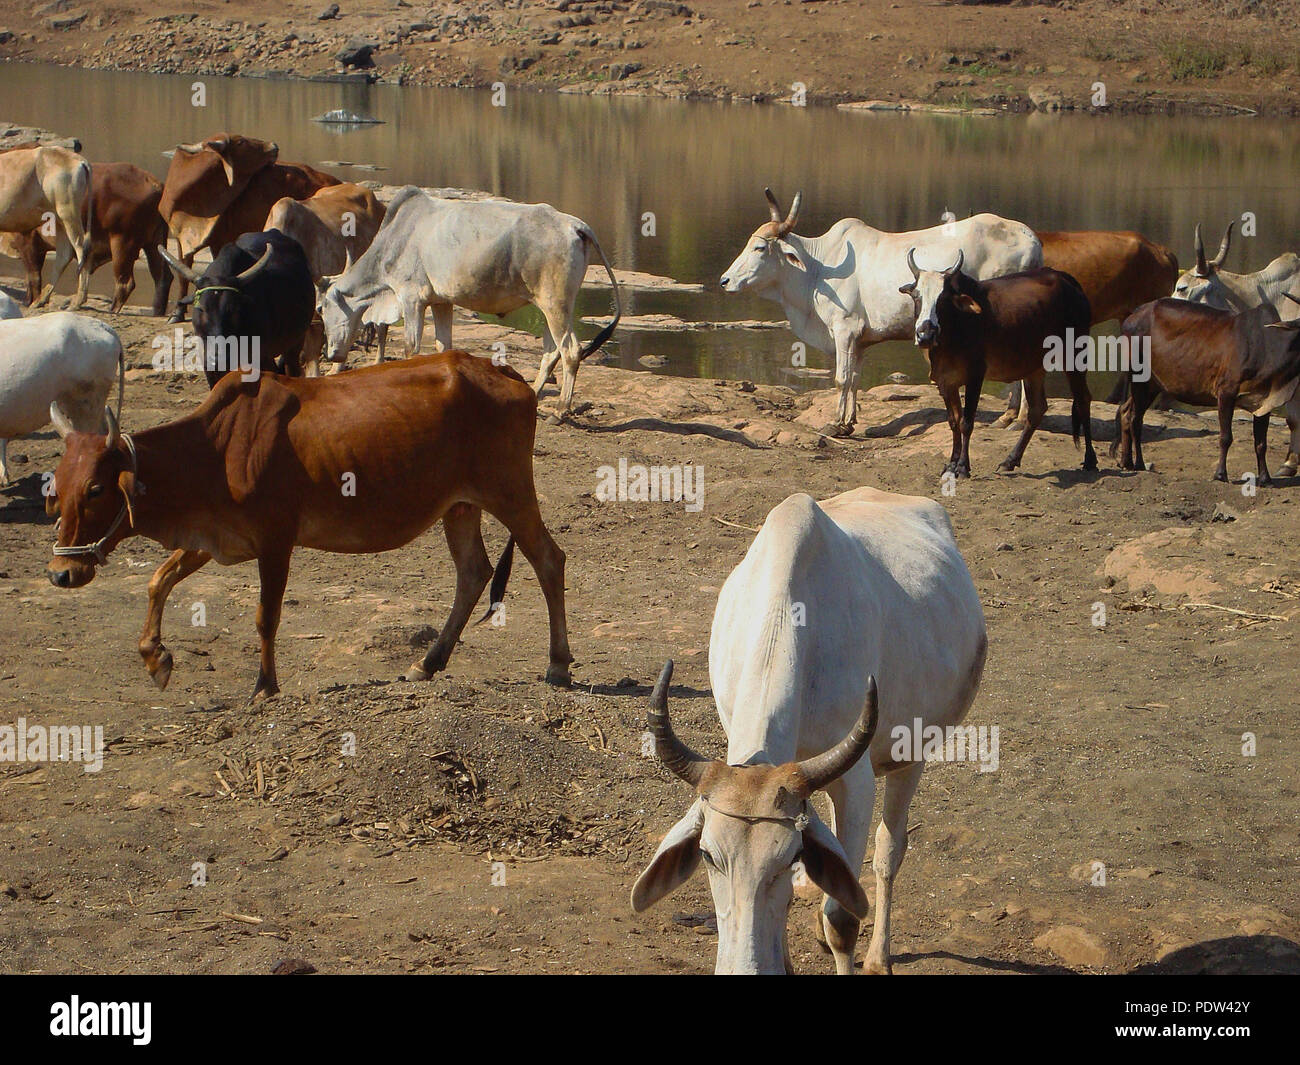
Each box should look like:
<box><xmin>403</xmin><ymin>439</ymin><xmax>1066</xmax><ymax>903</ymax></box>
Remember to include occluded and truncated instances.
<box><xmin>770</xmin><ymin>233</ymin><xmax>832</xmax><ymax>349</ymax></box>
<box><xmin>121</xmin><ymin>418</ymin><xmax>218</xmax><ymax>546</ymax></box>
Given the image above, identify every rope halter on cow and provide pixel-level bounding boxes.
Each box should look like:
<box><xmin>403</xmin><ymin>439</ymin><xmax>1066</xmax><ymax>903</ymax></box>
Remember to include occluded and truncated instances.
<box><xmin>51</xmin><ymin>431</ymin><xmax>138</xmax><ymax>567</ymax></box>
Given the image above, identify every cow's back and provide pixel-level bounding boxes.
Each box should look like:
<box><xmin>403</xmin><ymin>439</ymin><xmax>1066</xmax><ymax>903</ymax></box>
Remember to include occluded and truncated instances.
<box><xmin>710</xmin><ymin>487</ymin><xmax>986</xmax><ymax>764</ymax></box>
<box><xmin>1040</xmin><ymin>231</ymin><xmax>1178</xmax><ymax>323</ymax></box>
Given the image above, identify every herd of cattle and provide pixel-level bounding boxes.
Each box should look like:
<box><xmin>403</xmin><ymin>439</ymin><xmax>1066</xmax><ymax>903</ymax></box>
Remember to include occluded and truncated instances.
<box><xmin>2</xmin><ymin>130</ymin><xmax>1298</xmax><ymax>974</ymax></box>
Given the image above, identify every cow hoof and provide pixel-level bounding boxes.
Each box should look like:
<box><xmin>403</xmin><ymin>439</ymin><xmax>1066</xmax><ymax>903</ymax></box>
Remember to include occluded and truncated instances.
<box><xmin>251</xmin><ymin>687</ymin><xmax>279</xmax><ymax>704</ymax></box>
<box><xmin>402</xmin><ymin>662</ymin><xmax>433</xmax><ymax>682</ymax></box>
<box><xmin>545</xmin><ymin>665</ymin><xmax>572</xmax><ymax>688</ymax></box>
<box><xmin>1082</xmin><ymin>458</ymin><xmax>1099</xmax><ymax>472</ymax></box>
<box><xmin>863</xmin><ymin>959</ymin><xmax>893</xmax><ymax>976</ymax></box>
<box><xmin>1280</xmin><ymin>466</ymin><xmax>1298</xmax><ymax>479</ymax></box>
<box><xmin>150</xmin><ymin>651</ymin><xmax>174</xmax><ymax>691</ymax></box>
<box><xmin>992</xmin><ymin>412</ymin><xmax>1016</xmax><ymax>429</ymax></box>
<box><xmin>820</xmin><ymin>423</ymin><xmax>853</xmax><ymax>439</ymax></box>
<box><xmin>1213</xmin><ymin>471</ymin><xmax>1228</xmax><ymax>483</ymax></box>
<box><xmin>1009</xmin><ymin>420</ymin><xmax>1029</xmax><ymax>431</ymax></box>
<box><xmin>996</xmin><ymin>461</ymin><xmax>1017</xmax><ymax>474</ymax></box>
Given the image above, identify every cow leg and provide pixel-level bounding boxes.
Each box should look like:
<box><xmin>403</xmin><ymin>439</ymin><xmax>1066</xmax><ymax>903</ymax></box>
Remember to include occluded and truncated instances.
<box><xmin>1010</xmin><ymin>379</ymin><xmax>1032</xmax><ymax>430</ymax></box>
<box><xmin>818</xmin><ymin>766</ymin><xmax>875</xmax><ymax>975</ymax></box>
<box><xmin>430</xmin><ymin>302</ymin><xmax>454</xmax><ymax>353</ymax></box>
<box><xmin>937</xmin><ymin>379</ymin><xmax>964</xmax><ymax>474</ymax></box>
<box><xmin>998</xmin><ymin>372</ymin><xmax>1046</xmax><ymax>472</ymax></box>
<box><xmin>252</xmin><ymin>547</ymin><xmax>293</xmax><ymax>701</ymax></box>
<box><xmin>537</xmin><ymin>296</ymin><xmax>583</xmax><ymax>416</ymax></box>
<box><xmin>826</xmin><ymin>333</ymin><xmax>862</xmax><ymax>437</ymax></box>
<box><xmin>299</xmin><ymin>315</ymin><xmax>325</xmax><ymax>378</ymax></box>
<box><xmin>863</xmin><ymin>761</ymin><xmax>924</xmax><ymax>976</ymax></box>
<box><xmin>1282</xmin><ymin>394</ymin><xmax>1300</xmax><ymax>477</ymax></box>
<box><xmin>22</xmin><ymin>240</ymin><xmax>46</xmax><ymax>306</ymax></box>
<box><xmin>404</xmin><ymin>503</ymin><xmax>493</xmax><ymax>681</ymax></box>
<box><xmin>36</xmin><ymin>230</ymin><xmax>73</xmax><ymax>308</ymax></box>
<box><xmin>1253</xmin><ymin>413</ymin><xmax>1273</xmax><ymax>487</ymax></box>
<box><xmin>1214</xmin><ymin>394</ymin><xmax>1234</xmax><ymax>482</ymax></box>
<box><xmin>489</xmin><ymin>497</ymin><xmax>573</xmax><ymax>686</ymax></box>
<box><xmin>532</xmin><ymin>323</ymin><xmax>563</xmax><ymax>401</ymax></box>
<box><xmin>957</xmin><ymin>367</ymin><xmax>984</xmax><ymax>477</ymax></box>
<box><xmin>994</xmin><ymin>380</ymin><xmax>1021</xmax><ymax>429</ymax></box>
<box><xmin>167</xmin><ymin>253</ymin><xmax>198</xmax><ymax>323</ymax></box>
<box><xmin>108</xmin><ymin>235</ymin><xmax>136</xmax><ymax>314</ymax></box>
<box><xmin>1067</xmin><ymin>370</ymin><xmax>1099</xmax><ymax>471</ymax></box>
<box><xmin>0</xmin><ymin>439</ymin><xmax>9</xmax><ymax>486</ymax></box>
<box><xmin>139</xmin><ymin>549</ymin><xmax>212</xmax><ymax>690</ymax></box>
<box><xmin>375</xmin><ymin>324</ymin><xmax>389</xmax><ymax>365</ymax></box>
<box><xmin>144</xmin><ymin>240</ymin><xmax>172</xmax><ymax>318</ymax></box>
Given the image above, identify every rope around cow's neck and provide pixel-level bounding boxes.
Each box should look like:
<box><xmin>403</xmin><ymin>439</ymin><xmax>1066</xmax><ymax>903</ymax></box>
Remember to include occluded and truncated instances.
<box><xmin>51</xmin><ymin>434</ymin><xmax>138</xmax><ymax>565</ymax></box>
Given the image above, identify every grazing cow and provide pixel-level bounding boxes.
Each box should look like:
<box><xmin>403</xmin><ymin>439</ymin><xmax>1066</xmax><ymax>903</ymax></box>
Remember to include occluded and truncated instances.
<box><xmin>159</xmin><ymin>229</ymin><xmax>317</xmax><ymax>386</ymax></box>
<box><xmin>45</xmin><ymin>351</ymin><xmax>574</xmax><ymax>699</ymax></box>
<box><xmin>999</xmin><ymin>229</ymin><xmax>1179</xmax><ymax>428</ymax></box>
<box><xmin>902</xmin><ymin>250</ymin><xmax>1097</xmax><ymax>475</ymax></box>
<box><xmin>719</xmin><ymin>189</ymin><xmax>1041</xmax><ymax>436</ymax></box>
<box><xmin>318</xmin><ymin>186</ymin><xmax>622</xmax><ymax>413</ymax></box>
<box><xmin>1117</xmin><ymin>297</ymin><xmax>1300</xmax><ymax>484</ymax></box>
<box><xmin>632</xmin><ymin>488</ymin><xmax>987</xmax><ymax>975</ymax></box>
<box><xmin>159</xmin><ymin>134</ymin><xmax>337</xmax><ymax>318</ymax></box>
<box><xmin>0</xmin><ymin>312</ymin><xmax>122</xmax><ymax>485</ymax></box>
<box><xmin>0</xmin><ymin>162</ymin><xmax>171</xmax><ymax>315</ymax></box>
<box><xmin>0</xmin><ymin>145</ymin><xmax>93</xmax><ymax>308</ymax></box>
<box><xmin>264</xmin><ymin>183</ymin><xmax>386</xmax><ymax>279</ymax></box>
<box><xmin>1169</xmin><ymin>222</ymin><xmax>1300</xmax><ymax>476</ymax></box>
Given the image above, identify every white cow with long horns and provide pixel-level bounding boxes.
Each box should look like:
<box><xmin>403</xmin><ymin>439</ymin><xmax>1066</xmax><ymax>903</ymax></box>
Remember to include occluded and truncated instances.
<box><xmin>720</xmin><ymin>189</ymin><xmax>1041</xmax><ymax>436</ymax></box>
<box><xmin>632</xmin><ymin>486</ymin><xmax>987</xmax><ymax>974</ymax></box>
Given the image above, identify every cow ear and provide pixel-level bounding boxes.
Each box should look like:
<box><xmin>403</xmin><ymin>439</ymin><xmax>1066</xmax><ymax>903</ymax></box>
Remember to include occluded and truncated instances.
<box><xmin>631</xmin><ymin>799</ymin><xmax>705</xmax><ymax>912</ymax></box>
<box><xmin>800</xmin><ymin>810</ymin><xmax>870</xmax><ymax>919</ymax></box>
<box><xmin>899</xmin><ymin>283</ymin><xmax>916</xmax><ymax>296</ymax></box>
<box><xmin>778</xmin><ymin>242</ymin><xmax>806</xmax><ymax>271</ymax></box>
<box><xmin>213</xmin><ymin>377</ymin><xmax>299</xmax><ymax>504</ymax></box>
<box><xmin>952</xmin><ymin>294</ymin><xmax>982</xmax><ymax>315</ymax></box>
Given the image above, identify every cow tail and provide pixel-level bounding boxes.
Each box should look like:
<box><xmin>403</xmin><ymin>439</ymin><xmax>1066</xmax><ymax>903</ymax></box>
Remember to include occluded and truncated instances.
<box><xmin>80</xmin><ymin>160</ymin><xmax>92</xmax><ymax>264</ymax></box>
<box><xmin>115</xmin><ymin>334</ymin><xmax>125</xmax><ymax>426</ymax></box>
<box><xmin>475</xmin><ymin>536</ymin><xmax>515</xmax><ymax>626</ymax></box>
<box><xmin>1107</xmin><ymin>375</ymin><xmax>1130</xmax><ymax>459</ymax></box>
<box><xmin>577</xmin><ymin>227</ymin><xmax>621</xmax><ymax>362</ymax></box>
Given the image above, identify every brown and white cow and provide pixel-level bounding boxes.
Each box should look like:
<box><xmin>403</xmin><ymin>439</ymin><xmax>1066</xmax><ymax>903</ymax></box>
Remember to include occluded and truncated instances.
<box><xmin>999</xmin><ymin>229</ymin><xmax>1179</xmax><ymax>428</ymax></box>
<box><xmin>1116</xmin><ymin>297</ymin><xmax>1300</xmax><ymax>484</ymax></box>
<box><xmin>901</xmin><ymin>250</ymin><xmax>1097</xmax><ymax>476</ymax></box>
<box><xmin>45</xmin><ymin>350</ymin><xmax>573</xmax><ymax>700</ymax></box>
<box><xmin>159</xmin><ymin>134</ymin><xmax>338</xmax><ymax>318</ymax></box>
<box><xmin>0</xmin><ymin>161</ymin><xmax>171</xmax><ymax>315</ymax></box>
<box><xmin>0</xmin><ymin>145</ymin><xmax>93</xmax><ymax>308</ymax></box>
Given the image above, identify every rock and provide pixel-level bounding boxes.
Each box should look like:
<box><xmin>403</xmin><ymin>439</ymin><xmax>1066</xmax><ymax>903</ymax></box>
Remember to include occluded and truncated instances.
<box><xmin>336</xmin><ymin>39</ymin><xmax>378</xmax><ymax>69</ymax></box>
<box><xmin>317</xmin><ymin>3</ymin><xmax>340</xmax><ymax>19</ymax></box>
<box><xmin>1033</xmin><ymin>925</ymin><xmax>1109</xmax><ymax>968</ymax></box>
<box><xmin>608</xmin><ymin>61</ymin><xmax>643</xmax><ymax>80</ymax></box>
<box><xmin>271</xmin><ymin>957</ymin><xmax>317</xmax><ymax>975</ymax></box>
<box><xmin>1029</xmin><ymin>85</ymin><xmax>1066</xmax><ymax>112</ymax></box>
<box><xmin>0</xmin><ymin>29</ymin><xmax>14</xmax><ymax>45</ymax></box>
<box><xmin>46</xmin><ymin>10</ymin><xmax>86</xmax><ymax>30</ymax></box>
<box><xmin>323</xmin><ymin>812</ymin><xmax>346</xmax><ymax>827</ymax></box>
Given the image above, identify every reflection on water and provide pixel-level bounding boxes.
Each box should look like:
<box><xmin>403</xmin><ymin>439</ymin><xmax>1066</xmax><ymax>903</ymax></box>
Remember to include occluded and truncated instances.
<box><xmin>3</xmin><ymin>63</ymin><xmax>1298</xmax><ymax>395</ymax></box>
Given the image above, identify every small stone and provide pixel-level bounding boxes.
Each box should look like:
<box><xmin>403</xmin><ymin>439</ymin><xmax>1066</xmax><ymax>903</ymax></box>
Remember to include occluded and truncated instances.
<box><xmin>317</xmin><ymin>3</ymin><xmax>340</xmax><ymax>19</ymax></box>
<box><xmin>271</xmin><ymin>958</ymin><xmax>317</xmax><ymax>975</ymax></box>
<box><xmin>323</xmin><ymin>812</ymin><xmax>346</xmax><ymax>827</ymax></box>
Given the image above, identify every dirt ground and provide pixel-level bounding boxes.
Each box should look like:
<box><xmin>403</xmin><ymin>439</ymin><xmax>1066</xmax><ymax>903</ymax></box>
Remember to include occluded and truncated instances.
<box><xmin>1</xmin><ymin>282</ymin><xmax>1298</xmax><ymax>976</ymax></box>
<box><xmin>4</xmin><ymin>0</ymin><xmax>1300</xmax><ymax>114</ymax></box>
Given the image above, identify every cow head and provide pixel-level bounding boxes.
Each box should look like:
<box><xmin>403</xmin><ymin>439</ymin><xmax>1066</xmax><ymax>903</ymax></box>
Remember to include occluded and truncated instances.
<box><xmin>1172</xmin><ymin>222</ymin><xmax>1238</xmax><ymax>307</ymax></box>
<box><xmin>318</xmin><ymin>276</ymin><xmax>365</xmax><ymax>364</ymax></box>
<box><xmin>631</xmin><ymin>661</ymin><xmax>875</xmax><ymax>974</ymax></box>
<box><xmin>899</xmin><ymin>247</ymin><xmax>975</xmax><ymax>347</ymax></box>
<box><xmin>173</xmin><ymin>134</ymin><xmax>279</xmax><ymax>187</ymax></box>
<box><xmin>159</xmin><ymin>243</ymin><xmax>274</xmax><ymax>375</ymax></box>
<box><xmin>720</xmin><ymin>188</ymin><xmax>805</xmax><ymax>293</ymax></box>
<box><xmin>46</xmin><ymin>406</ymin><xmax>137</xmax><ymax>589</ymax></box>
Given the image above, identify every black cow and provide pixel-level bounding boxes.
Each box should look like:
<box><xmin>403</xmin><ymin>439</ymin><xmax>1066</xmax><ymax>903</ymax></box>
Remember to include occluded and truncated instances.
<box><xmin>159</xmin><ymin>229</ymin><xmax>315</xmax><ymax>388</ymax></box>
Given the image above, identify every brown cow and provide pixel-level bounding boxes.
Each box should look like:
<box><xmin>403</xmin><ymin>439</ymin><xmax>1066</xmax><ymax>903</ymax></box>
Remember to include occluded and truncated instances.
<box><xmin>159</xmin><ymin>134</ymin><xmax>338</xmax><ymax>318</ymax></box>
<box><xmin>999</xmin><ymin>229</ymin><xmax>1179</xmax><ymax>427</ymax></box>
<box><xmin>1117</xmin><ymin>297</ymin><xmax>1300</xmax><ymax>484</ymax></box>
<box><xmin>264</xmin><ymin>183</ymin><xmax>386</xmax><ymax>279</ymax></box>
<box><xmin>45</xmin><ymin>351</ymin><xmax>573</xmax><ymax>700</ymax></box>
<box><xmin>901</xmin><ymin>249</ymin><xmax>1097</xmax><ymax>476</ymax></box>
<box><xmin>0</xmin><ymin>161</ymin><xmax>170</xmax><ymax>315</ymax></box>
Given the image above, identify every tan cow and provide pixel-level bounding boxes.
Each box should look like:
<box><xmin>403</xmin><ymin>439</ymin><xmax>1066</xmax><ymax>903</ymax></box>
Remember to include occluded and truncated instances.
<box><xmin>264</xmin><ymin>183</ymin><xmax>386</xmax><ymax>279</ymax></box>
<box><xmin>0</xmin><ymin>145</ymin><xmax>93</xmax><ymax>308</ymax></box>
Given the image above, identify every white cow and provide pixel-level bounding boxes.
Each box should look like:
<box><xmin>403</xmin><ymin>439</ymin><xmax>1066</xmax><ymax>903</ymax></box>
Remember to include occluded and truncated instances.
<box><xmin>318</xmin><ymin>186</ymin><xmax>621</xmax><ymax>414</ymax></box>
<box><xmin>632</xmin><ymin>487</ymin><xmax>987</xmax><ymax>975</ymax></box>
<box><xmin>0</xmin><ymin>290</ymin><xmax>22</xmax><ymax>320</ymax></box>
<box><xmin>1172</xmin><ymin>222</ymin><xmax>1300</xmax><ymax>476</ymax></box>
<box><xmin>0</xmin><ymin>145</ymin><xmax>93</xmax><ymax>309</ymax></box>
<box><xmin>721</xmin><ymin>189</ymin><xmax>1041</xmax><ymax>435</ymax></box>
<box><xmin>0</xmin><ymin>312</ymin><xmax>122</xmax><ymax>485</ymax></box>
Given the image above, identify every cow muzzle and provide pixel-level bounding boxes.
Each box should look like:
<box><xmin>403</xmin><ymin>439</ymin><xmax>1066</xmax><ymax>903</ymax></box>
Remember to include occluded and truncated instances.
<box><xmin>915</xmin><ymin>320</ymin><xmax>938</xmax><ymax>347</ymax></box>
<box><xmin>47</xmin><ymin>559</ymin><xmax>96</xmax><ymax>589</ymax></box>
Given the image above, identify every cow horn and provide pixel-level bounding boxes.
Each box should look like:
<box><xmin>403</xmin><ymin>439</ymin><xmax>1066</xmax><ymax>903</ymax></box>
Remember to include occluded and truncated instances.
<box><xmin>764</xmin><ymin>187</ymin><xmax>783</xmax><ymax>223</ymax></box>
<box><xmin>948</xmin><ymin>248</ymin><xmax>965</xmax><ymax>275</ymax></box>
<box><xmin>1211</xmin><ymin>221</ymin><xmax>1234</xmax><ymax>269</ymax></box>
<box><xmin>906</xmin><ymin>247</ymin><xmax>921</xmax><ymax>281</ymax></box>
<box><xmin>647</xmin><ymin>660</ymin><xmax>710</xmax><ymax>788</ymax></box>
<box><xmin>206</xmin><ymin>136</ymin><xmax>230</xmax><ymax>154</ymax></box>
<box><xmin>1193</xmin><ymin>223</ymin><xmax>1211</xmax><ymax>277</ymax></box>
<box><xmin>103</xmin><ymin>404</ymin><xmax>120</xmax><ymax>451</ymax></box>
<box><xmin>157</xmin><ymin>245</ymin><xmax>201</xmax><ymax>285</ymax></box>
<box><xmin>49</xmin><ymin>402</ymin><xmax>75</xmax><ymax>440</ymax></box>
<box><xmin>235</xmin><ymin>246</ymin><xmax>274</xmax><ymax>285</ymax></box>
<box><xmin>779</xmin><ymin>191</ymin><xmax>803</xmax><ymax>236</ymax></box>
<box><xmin>1284</xmin><ymin>291</ymin><xmax>1300</xmax><ymax>307</ymax></box>
<box><xmin>174</xmin><ymin>141</ymin><xmax>206</xmax><ymax>155</ymax></box>
<box><xmin>792</xmin><ymin>675</ymin><xmax>879</xmax><ymax>796</ymax></box>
